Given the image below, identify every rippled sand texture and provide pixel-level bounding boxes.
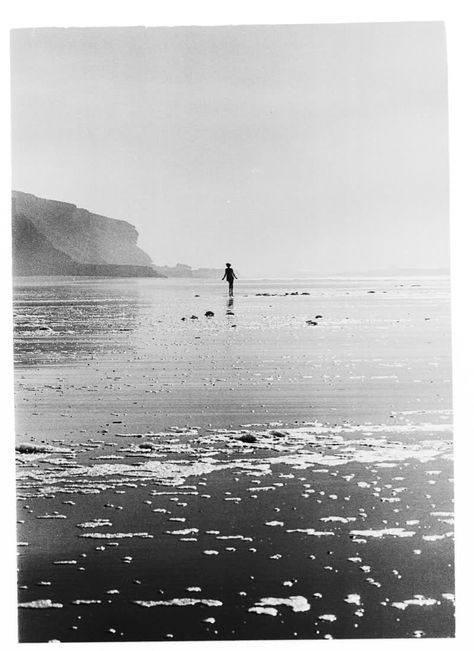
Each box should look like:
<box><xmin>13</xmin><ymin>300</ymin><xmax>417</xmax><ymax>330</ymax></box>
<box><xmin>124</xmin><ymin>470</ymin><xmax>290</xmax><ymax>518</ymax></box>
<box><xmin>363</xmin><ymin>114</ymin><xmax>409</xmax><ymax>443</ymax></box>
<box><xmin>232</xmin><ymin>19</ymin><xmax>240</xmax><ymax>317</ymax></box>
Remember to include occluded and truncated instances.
<box><xmin>14</xmin><ymin>277</ymin><xmax>453</xmax><ymax>642</ymax></box>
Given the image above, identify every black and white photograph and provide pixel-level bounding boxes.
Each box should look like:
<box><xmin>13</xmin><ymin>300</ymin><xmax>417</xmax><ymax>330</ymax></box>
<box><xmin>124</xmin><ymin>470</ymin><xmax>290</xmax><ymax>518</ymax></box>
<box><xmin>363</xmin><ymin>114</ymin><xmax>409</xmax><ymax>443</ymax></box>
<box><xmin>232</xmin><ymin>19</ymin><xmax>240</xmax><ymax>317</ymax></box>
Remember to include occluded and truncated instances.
<box><xmin>7</xmin><ymin>7</ymin><xmax>463</xmax><ymax>646</ymax></box>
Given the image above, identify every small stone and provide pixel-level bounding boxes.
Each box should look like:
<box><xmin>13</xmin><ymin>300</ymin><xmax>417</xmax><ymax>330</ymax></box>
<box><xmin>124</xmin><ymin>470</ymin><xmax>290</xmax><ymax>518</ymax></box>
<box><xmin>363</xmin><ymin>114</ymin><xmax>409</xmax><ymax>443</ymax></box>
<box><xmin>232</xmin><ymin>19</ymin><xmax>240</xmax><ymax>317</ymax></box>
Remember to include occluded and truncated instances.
<box><xmin>239</xmin><ymin>433</ymin><xmax>257</xmax><ymax>443</ymax></box>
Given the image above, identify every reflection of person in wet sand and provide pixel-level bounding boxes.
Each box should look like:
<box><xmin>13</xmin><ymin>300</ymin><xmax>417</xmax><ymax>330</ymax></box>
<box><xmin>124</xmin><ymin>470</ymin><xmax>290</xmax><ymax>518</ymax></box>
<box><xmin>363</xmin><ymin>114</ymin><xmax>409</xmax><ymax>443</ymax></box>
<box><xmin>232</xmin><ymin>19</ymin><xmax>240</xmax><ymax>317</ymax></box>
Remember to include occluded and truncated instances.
<box><xmin>222</xmin><ymin>263</ymin><xmax>237</xmax><ymax>296</ymax></box>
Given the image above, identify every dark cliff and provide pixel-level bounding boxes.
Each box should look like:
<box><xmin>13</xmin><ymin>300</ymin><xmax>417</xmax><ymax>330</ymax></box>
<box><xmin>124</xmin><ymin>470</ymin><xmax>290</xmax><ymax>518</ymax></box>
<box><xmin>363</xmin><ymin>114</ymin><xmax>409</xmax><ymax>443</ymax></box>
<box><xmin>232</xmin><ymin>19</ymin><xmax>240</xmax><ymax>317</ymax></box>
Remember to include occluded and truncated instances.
<box><xmin>12</xmin><ymin>191</ymin><xmax>163</xmax><ymax>277</ymax></box>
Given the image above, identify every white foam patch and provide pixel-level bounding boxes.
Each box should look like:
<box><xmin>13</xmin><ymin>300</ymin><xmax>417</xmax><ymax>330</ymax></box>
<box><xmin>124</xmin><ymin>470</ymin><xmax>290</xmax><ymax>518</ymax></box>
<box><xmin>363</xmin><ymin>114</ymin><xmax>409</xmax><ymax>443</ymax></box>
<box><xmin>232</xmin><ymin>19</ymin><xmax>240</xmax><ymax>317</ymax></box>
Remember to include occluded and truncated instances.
<box><xmin>442</xmin><ymin>593</ymin><xmax>455</xmax><ymax>603</ymax></box>
<box><xmin>391</xmin><ymin>595</ymin><xmax>440</xmax><ymax>610</ymax></box>
<box><xmin>19</xmin><ymin>599</ymin><xmax>63</xmax><ymax>609</ymax></box>
<box><xmin>252</xmin><ymin>596</ymin><xmax>310</xmax><ymax>613</ymax></box>
<box><xmin>76</xmin><ymin>519</ymin><xmax>112</xmax><ymax>529</ymax></box>
<box><xmin>165</xmin><ymin>528</ymin><xmax>198</xmax><ymax>536</ymax></box>
<box><xmin>79</xmin><ymin>532</ymin><xmax>153</xmax><ymax>539</ymax></box>
<box><xmin>133</xmin><ymin>598</ymin><xmax>222</xmax><ymax>607</ymax></box>
<box><xmin>248</xmin><ymin>486</ymin><xmax>275</xmax><ymax>492</ymax></box>
<box><xmin>72</xmin><ymin>599</ymin><xmax>102</xmax><ymax>605</ymax></box>
<box><xmin>216</xmin><ymin>535</ymin><xmax>252</xmax><ymax>541</ymax></box>
<box><xmin>350</xmin><ymin>528</ymin><xmax>416</xmax><ymax>538</ymax></box>
<box><xmin>249</xmin><ymin>606</ymin><xmax>278</xmax><ymax>616</ymax></box>
<box><xmin>422</xmin><ymin>532</ymin><xmax>454</xmax><ymax>542</ymax></box>
<box><xmin>344</xmin><ymin>594</ymin><xmax>362</xmax><ymax>605</ymax></box>
<box><xmin>286</xmin><ymin>529</ymin><xmax>334</xmax><ymax>537</ymax></box>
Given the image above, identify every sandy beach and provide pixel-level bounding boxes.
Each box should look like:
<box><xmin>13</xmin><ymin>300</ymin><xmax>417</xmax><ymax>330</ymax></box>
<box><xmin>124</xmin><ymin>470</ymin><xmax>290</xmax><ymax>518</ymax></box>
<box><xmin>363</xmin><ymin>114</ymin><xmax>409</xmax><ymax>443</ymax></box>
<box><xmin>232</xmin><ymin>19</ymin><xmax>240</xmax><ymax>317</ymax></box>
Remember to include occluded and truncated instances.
<box><xmin>15</xmin><ymin>276</ymin><xmax>453</xmax><ymax>642</ymax></box>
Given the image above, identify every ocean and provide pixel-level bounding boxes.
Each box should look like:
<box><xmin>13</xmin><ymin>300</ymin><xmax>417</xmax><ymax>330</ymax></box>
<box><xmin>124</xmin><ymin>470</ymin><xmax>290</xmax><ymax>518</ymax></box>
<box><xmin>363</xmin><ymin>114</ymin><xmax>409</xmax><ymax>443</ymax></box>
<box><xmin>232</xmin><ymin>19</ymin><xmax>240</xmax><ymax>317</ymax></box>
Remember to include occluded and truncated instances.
<box><xmin>14</xmin><ymin>276</ymin><xmax>454</xmax><ymax>641</ymax></box>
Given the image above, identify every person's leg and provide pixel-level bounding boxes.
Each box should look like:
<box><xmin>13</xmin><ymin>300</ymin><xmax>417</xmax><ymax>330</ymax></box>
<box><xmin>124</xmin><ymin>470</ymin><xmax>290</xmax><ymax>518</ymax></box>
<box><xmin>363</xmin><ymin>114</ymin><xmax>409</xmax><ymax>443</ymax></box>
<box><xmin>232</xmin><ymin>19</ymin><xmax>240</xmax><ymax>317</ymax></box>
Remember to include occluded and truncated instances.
<box><xmin>229</xmin><ymin>281</ymin><xmax>233</xmax><ymax>296</ymax></box>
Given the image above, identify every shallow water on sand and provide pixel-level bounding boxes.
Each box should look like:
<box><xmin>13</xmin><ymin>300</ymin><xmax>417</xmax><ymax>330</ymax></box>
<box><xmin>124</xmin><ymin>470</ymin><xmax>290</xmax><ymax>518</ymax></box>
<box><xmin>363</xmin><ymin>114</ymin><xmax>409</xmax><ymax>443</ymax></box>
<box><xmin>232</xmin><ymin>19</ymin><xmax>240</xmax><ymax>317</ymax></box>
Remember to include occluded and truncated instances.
<box><xmin>14</xmin><ymin>276</ymin><xmax>453</xmax><ymax>641</ymax></box>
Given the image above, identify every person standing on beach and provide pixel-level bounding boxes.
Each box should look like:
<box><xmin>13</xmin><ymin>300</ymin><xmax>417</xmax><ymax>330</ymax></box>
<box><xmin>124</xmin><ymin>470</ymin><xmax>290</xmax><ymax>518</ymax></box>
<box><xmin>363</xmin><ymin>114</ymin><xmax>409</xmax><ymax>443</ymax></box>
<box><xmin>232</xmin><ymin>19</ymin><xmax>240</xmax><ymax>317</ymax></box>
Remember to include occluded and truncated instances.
<box><xmin>222</xmin><ymin>263</ymin><xmax>237</xmax><ymax>296</ymax></box>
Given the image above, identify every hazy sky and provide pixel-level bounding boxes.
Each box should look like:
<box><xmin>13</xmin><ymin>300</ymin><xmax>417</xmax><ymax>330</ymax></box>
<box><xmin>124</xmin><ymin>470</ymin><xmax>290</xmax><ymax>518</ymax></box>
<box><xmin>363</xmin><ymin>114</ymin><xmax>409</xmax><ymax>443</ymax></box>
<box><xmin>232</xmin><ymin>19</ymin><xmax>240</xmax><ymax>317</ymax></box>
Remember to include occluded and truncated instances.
<box><xmin>11</xmin><ymin>23</ymin><xmax>449</xmax><ymax>276</ymax></box>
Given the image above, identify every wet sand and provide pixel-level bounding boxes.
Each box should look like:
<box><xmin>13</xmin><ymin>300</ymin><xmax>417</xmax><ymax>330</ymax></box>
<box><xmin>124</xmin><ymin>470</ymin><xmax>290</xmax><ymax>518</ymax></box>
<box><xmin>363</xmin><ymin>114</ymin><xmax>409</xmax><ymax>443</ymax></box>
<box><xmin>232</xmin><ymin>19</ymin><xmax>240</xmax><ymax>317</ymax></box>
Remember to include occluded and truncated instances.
<box><xmin>14</xmin><ymin>277</ymin><xmax>454</xmax><ymax>641</ymax></box>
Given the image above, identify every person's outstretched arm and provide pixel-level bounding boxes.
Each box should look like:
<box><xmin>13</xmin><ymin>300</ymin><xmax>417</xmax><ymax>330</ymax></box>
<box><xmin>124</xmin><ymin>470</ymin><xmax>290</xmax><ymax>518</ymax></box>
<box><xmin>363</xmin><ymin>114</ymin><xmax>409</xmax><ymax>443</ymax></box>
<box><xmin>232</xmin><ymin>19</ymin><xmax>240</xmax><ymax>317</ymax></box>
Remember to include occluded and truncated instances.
<box><xmin>233</xmin><ymin>271</ymin><xmax>238</xmax><ymax>279</ymax></box>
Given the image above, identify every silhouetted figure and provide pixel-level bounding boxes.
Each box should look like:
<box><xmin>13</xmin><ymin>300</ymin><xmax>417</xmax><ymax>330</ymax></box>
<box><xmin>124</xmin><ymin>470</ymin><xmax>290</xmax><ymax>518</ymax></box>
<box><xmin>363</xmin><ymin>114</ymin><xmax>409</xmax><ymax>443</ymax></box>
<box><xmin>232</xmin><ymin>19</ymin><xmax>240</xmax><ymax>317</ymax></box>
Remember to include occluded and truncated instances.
<box><xmin>222</xmin><ymin>263</ymin><xmax>237</xmax><ymax>296</ymax></box>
